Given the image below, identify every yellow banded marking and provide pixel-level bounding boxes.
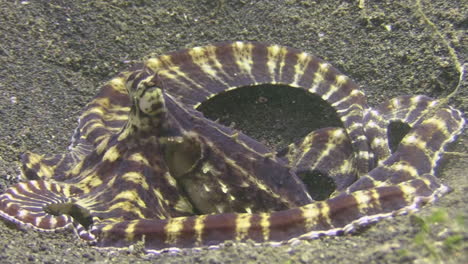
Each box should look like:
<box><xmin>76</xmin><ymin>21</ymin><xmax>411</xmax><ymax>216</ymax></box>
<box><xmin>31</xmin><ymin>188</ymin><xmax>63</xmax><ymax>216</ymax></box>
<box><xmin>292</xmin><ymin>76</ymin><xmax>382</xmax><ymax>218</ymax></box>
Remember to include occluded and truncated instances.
<box><xmin>113</xmin><ymin>189</ymin><xmax>148</xmax><ymax>209</ymax></box>
<box><xmin>319</xmin><ymin>202</ymin><xmax>332</xmax><ymax>227</ymax></box>
<box><xmin>423</xmin><ymin>118</ymin><xmax>451</xmax><ymax>137</ymax></box>
<box><xmin>390</xmin><ymin>162</ymin><xmax>419</xmax><ymax>178</ymax></box>
<box><xmin>146</xmin><ymin>55</ymin><xmax>205</xmax><ymax>92</ymax></box>
<box><xmin>321</xmin><ymin>84</ymin><xmax>339</xmax><ymax>101</ymax></box>
<box><xmin>107</xmin><ymin>201</ymin><xmax>146</xmax><ymax>219</ymax></box>
<box><xmin>121</xmin><ymin>172</ymin><xmax>150</xmax><ymax>190</ymax></box>
<box><xmin>173</xmin><ymin>198</ymin><xmax>194</xmax><ymax>214</ymax></box>
<box><xmin>198</xmin><ymin>138</ymin><xmax>283</xmax><ymax>201</ymax></box>
<box><xmin>104</xmin><ymin>109</ymin><xmax>130</xmax><ymax>121</ymax></box>
<box><xmin>165</xmin><ymin>217</ymin><xmax>186</xmax><ymax>245</ymax></box>
<box><xmin>401</xmin><ymin>134</ymin><xmax>425</xmax><ymax>147</ymax></box>
<box><xmin>389</xmin><ymin>98</ymin><xmax>400</xmax><ymax>110</ymax></box>
<box><xmin>124</xmin><ymin>221</ymin><xmax>139</xmax><ymax>241</ymax></box>
<box><xmin>338</xmin><ymin>158</ymin><xmax>353</xmax><ymax>176</ymax></box>
<box><xmin>308</xmin><ymin>63</ymin><xmax>329</xmax><ymax>94</ymax></box>
<box><xmin>29</xmin><ymin>180</ymin><xmax>42</xmax><ymax>191</ymax></box>
<box><xmin>259</xmin><ymin>213</ymin><xmax>270</xmax><ymax>241</ymax></box>
<box><xmin>318</xmin><ymin>62</ymin><xmax>330</xmax><ymax>73</ymax></box>
<box><xmin>194</xmin><ymin>215</ymin><xmax>207</xmax><ymax>245</ymax></box>
<box><xmin>235</xmin><ymin>213</ymin><xmax>252</xmax><ymax>241</ymax></box>
<box><xmin>189</xmin><ymin>45</ymin><xmax>229</xmax><ymax>87</ymax></box>
<box><xmin>94</xmin><ymin>137</ymin><xmax>111</xmax><ymax>155</ymax></box>
<box><xmin>219</xmin><ymin>181</ymin><xmax>229</xmax><ymax>194</ymax></box>
<box><xmin>399</xmin><ymin>183</ymin><xmax>417</xmax><ymax>202</ymax></box>
<box><xmin>26</xmin><ymin>153</ymin><xmax>54</xmax><ymax>179</ymax></box>
<box><xmin>352</xmin><ymin>191</ymin><xmax>374</xmax><ymax>213</ymax></box>
<box><xmin>82</xmin><ymin>102</ymin><xmax>106</xmax><ymax>116</ymax></box>
<box><xmin>57</xmin><ymin>183</ymin><xmax>73</xmax><ymax>197</ymax></box>
<box><xmin>108</xmin><ymin>76</ymin><xmax>127</xmax><ymax>93</ymax></box>
<box><xmin>223</xmin><ymin>157</ymin><xmax>275</xmax><ymax>196</ymax></box>
<box><xmin>164</xmin><ymin>171</ymin><xmax>178</xmax><ymax>187</ymax></box>
<box><xmin>152</xmin><ymin>188</ymin><xmax>169</xmax><ymax>210</ymax></box>
<box><xmin>101</xmin><ymin>223</ymin><xmax>114</xmax><ymax>233</ymax></box>
<box><xmin>92</xmin><ymin>135</ymin><xmax>111</xmax><ymax>146</ymax></box>
<box><xmin>80</xmin><ymin>99</ymin><xmax>129</xmax><ymax>126</ymax></box>
<box><xmin>370</xmin><ymin>188</ymin><xmax>382</xmax><ymax>209</ymax></box>
<box><xmin>301</xmin><ymin>203</ymin><xmax>321</xmax><ymax>230</ymax></box>
<box><xmin>128</xmin><ymin>153</ymin><xmax>150</xmax><ymax>166</ymax></box>
<box><xmin>145</xmin><ymin>57</ymin><xmax>164</xmax><ymax>72</ymax></box>
<box><xmin>291</xmin><ymin>52</ymin><xmax>312</xmax><ymax>87</ymax></box>
<box><xmin>232</xmin><ymin>41</ymin><xmax>255</xmax><ymax>81</ymax></box>
<box><xmin>266</xmin><ymin>45</ymin><xmax>280</xmax><ymax>81</ymax></box>
<box><xmin>335</xmin><ymin>74</ymin><xmax>348</xmax><ymax>86</ymax></box>
<box><xmin>266</xmin><ymin>44</ymin><xmax>288</xmax><ymax>83</ymax></box>
<box><xmin>297</xmin><ymin>129</ymin><xmax>347</xmax><ymax>172</ymax></box>
<box><xmin>76</xmin><ymin>168</ymin><xmax>103</xmax><ymax>189</ymax></box>
<box><xmin>102</xmin><ymin>145</ymin><xmax>120</xmax><ymax>162</ymax></box>
<box><xmin>81</xmin><ymin>121</ymin><xmax>106</xmax><ymax>137</ymax></box>
<box><xmin>294</xmin><ymin>133</ymin><xmax>317</xmax><ymax>165</ymax></box>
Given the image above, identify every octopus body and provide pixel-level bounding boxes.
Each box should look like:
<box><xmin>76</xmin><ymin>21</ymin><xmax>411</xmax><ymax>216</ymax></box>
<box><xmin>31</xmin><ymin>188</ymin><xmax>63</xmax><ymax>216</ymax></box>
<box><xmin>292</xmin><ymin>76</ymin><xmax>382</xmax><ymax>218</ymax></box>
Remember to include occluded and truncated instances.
<box><xmin>0</xmin><ymin>42</ymin><xmax>464</xmax><ymax>253</ymax></box>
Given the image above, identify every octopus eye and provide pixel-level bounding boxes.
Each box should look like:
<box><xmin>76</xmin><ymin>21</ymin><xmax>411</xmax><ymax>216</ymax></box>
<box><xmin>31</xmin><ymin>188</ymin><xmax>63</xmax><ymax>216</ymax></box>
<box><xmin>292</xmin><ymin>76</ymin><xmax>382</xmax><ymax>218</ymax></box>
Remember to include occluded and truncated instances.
<box><xmin>138</xmin><ymin>86</ymin><xmax>166</xmax><ymax>116</ymax></box>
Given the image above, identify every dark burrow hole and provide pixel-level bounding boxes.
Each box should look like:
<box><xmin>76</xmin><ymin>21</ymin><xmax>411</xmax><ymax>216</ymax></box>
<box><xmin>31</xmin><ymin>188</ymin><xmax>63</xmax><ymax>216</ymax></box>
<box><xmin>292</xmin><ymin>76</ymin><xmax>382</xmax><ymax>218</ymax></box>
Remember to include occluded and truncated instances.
<box><xmin>197</xmin><ymin>84</ymin><xmax>343</xmax><ymax>200</ymax></box>
<box><xmin>298</xmin><ymin>170</ymin><xmax>336</xmax><ymax>201</ymax></box>
<box><xmin>45</xmin><ymin>202</ymin><xmax>93</xmax><ymax>229</ymax></box>
<box><xmin>197</xmin><ymin>84</ymin><xmax>343</xmax><ymax>149</ymax></box>
<box><xmin>387</xmin><ymin>121</ymin><xmax>411</xmax><ymax>153</ymax></box>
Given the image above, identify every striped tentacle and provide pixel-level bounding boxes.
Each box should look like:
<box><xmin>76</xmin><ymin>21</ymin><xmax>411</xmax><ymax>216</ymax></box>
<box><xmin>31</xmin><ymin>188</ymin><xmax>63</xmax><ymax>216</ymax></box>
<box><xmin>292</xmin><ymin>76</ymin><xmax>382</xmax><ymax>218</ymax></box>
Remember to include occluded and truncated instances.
<box><xmin>363</xmin><ymin>95</ymin><xmax>442</xmax><ymax>167</ymax></box>
<box><xmin>0</xmin><ymin>180</ymin><xmax>94</xmax><ymax>239</ymax></box>
<box><xmin>21</xmin><ymin>73</ymin><xmax>133</xmax><ymax>182</ymax></box>
<box><xmin>72</xmin><ymin>71</ymin><xmax>132</xmax><ymax>148</ymax></box>
<box><xmin>347</xmin><ymin>99</ymin><xmax>465</xmax><ymax>193</ymax></box>
<box><xmin>145</xmin><ymin>42</ymin><xmax>372</xmax><ymax>175</ymax></box>
<box><xmin>91</xmin><ymin>173</ymin><xmax>445</xmax><ymax>253</ymax></box>
<box><xmin>21</xmin><ymin>138</ymin><xmax>93</xmax><ymax>181</ymax></box>
<box><xmin>0</xmin><ymin>42</ymin><xmax>464</xmax><ymax>254</ymax></box>
<box><xmin>277</xmin><ymin>127</ymin><xmax>356</xmax><ymax>194</ymax></box>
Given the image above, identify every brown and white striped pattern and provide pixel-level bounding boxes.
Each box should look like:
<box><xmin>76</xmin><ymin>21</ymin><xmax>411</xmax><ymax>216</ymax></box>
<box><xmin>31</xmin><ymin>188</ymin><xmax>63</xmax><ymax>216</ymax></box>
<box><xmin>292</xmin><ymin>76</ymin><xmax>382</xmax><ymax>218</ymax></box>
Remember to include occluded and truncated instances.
<box><xmin>0</xmin><ymin>42</ymin><xmax>464</xmax><ymax>253</ymax></box>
